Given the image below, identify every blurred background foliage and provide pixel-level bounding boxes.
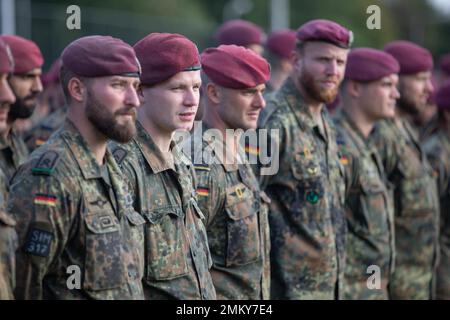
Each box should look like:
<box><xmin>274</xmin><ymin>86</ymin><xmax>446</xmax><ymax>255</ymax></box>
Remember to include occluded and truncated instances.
<box><xmin>2</xmin><ymin>0</ymin><xmax>449</xmax><ymax>70</ymax></box>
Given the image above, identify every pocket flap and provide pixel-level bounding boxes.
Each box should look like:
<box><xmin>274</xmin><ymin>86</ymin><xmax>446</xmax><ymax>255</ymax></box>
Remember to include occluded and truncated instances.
<box><xmin>125</xmin><ymin>210</ymin><xmax>146</xmax><ymax>226</ymax></box>
<box><xmin>85</xmin><ymin>214</ymin><xmax>120</xmax><ymax>234</ymax></box>
<box><xmin>191</xmin><ymin>199</ymin><xmax>205</xmax><ymax>220</ymax></box>
<box><xmin>144</xmin><ymin>206</ymin><xmax>184</xmax><ymax>224</ymax></box>
<box><xmin>259</xmin><ymin>191</ymin><xmax>271</xmax><ymax>204</ymax></box>
<box><xmin>225</xmin><ymin>183</ymin><xmax>255</xmax><ymax>220</ymax></box>
<box><xmin>360</xmin><ymin>180</ymin><xmax>386</xmax><ymax>196</ymax></box>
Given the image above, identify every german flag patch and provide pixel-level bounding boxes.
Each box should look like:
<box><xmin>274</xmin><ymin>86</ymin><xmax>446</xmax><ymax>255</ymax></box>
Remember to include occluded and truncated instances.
<box><xmin>245</xmin><ymin>144</ymin><xmax>260</xmax><ymax>156</ymax></box>
<box><xmin>34</xmin><ymin>194</ymin><xmax>57</xmax><ymax>207</ymax></box>
<box><xmin>340</xmin><ymin>155</ymin><xmax>349</xmax><ymax>166</ymax></box>
<box><xmin>35</xmin><ymin>138</ymin><xmax>46</xmax><ymax>146</ymax></box>
<box><xmin>196</xmin><ymin>187</ymin><xmax>210</xmax><ymax>197</ymax></box>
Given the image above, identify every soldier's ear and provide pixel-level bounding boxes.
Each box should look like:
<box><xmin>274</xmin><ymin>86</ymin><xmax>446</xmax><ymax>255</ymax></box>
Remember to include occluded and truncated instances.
<box><xmin>137</xmin><ymin>85</ymin><xmax>145</xmax><ymax>103</ymax></box>
<box><xmin>206</xmin><ymin>82</ymin><xmax>220</xmax><ymax>104</ymax></box>
<box><xmin>292</xmin><ymin>50</ymin><xmax>303</xmax><ymax>74</ymax></box>
<box><xmin>67</xmin><ymin>77</ymin><xmax>85</xmax><ymax>103</ymax></box>
<box><xmin>347</xmin><ymin>80</ymin><xmax>361</xmax><ymax>98</ymax></box>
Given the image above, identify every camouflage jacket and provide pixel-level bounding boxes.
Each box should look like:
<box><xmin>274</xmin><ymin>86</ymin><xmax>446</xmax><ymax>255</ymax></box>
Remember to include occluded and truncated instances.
<box><xmin>372</xmin><ymin>118</ymin><xmax>440</xmax><ymax>299</ymax></box>
<box><xmin>182</xmin><ymin>122</ymin><xmax>271</xmax><ymax>300</ymax></box>
<box><xmin>423</xmin><ymin>129</ymin><xmax>450</xmax><ymax>300</ymax></box>
<box><xmin>334</xmin><ymin>109</ymin><xmax>395</xmax><ymax>300</ymax></box>
<box><xmin>7</xmin><ymin>120</ymin><xmax>145</xmax><ymax>300</ymax></box>
<box><xmin>258</xmin><ymin>77</ymin><xmax>347</xmax><ymax>300</ymax></box>
<box><xmin>0</xmin><ymin>128</ymin><xmax>29</xmax><ymax>189</ymax></box>
<box><xmin>419</xmin><ymin>113</ymin><xmax>439</xmax><ymax>143</ymax></box>
<box><xmin>0</xmin><ymin>168</ymin><xmax>17</xmax><ymax>299</ymax></box>
<box><xmin>110</xmin><ymin>121</ymin><xmax>215</xmax><ymax>300</ymax></box>
<box><xmin>25</xmin><ymin>107</ymin><xmax>66</xmax><ymax>152</ymax></box>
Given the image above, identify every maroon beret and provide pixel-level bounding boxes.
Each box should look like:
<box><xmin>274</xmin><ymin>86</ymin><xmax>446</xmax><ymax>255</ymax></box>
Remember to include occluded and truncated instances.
<box><xmin>345</xmin><ymin>48</ymin><xmax>399</xmax><ymax>82</ymax></box>
<box><xmin>436</xmin><ymin>81</ymin><xmax>450</xmax><ymax>110</ymax></box>
<box><xmin>42</xmin><ymin>58</ymin><xmax>62</xmax><ymax>87</ymax></box>
<box><xmin>201</xmin><ymin>44</ymin><xmax>270</xmax><ymax>89</ymax></box>
<box><xmin>266</xmin><ymin>29</ymin><xmax>296</xmax><ymax>59</ymax></box>
<box><xmin>134</xmin><ymin>33</ymin><xmax>201</xmax><ymax>86</ymax></box>
<box><xmin>296</xmin><ymin>19</ymin><xmax>353</xmax><ymax>49</ymax></box>
<box><xmin>61</xmin><ymin>35</ymin><xmax>140</xmax><ymax>77</ymax></box>
<box><xmin>215</xmin><ymin>19</ymin><xmax>264</xmax><ymax>47</ymax></box>
<box><xmin>0</xmin><ymin>35</ymin><xmax>43</xmax><ymax>74</ymax></box>
<box><xmin>439</xmin><ymin>53</ymin><xmax>450</xmax><ymax>76</ymax></box>
<box><xmin>0</xmin><ymin>39</ymin><xmax>14</xmax><ymax>74</ymax></box>
<box><xmin>384</xmin><ymin>40</ymin><xmax>433</xmax><ymax>75</ymax></box>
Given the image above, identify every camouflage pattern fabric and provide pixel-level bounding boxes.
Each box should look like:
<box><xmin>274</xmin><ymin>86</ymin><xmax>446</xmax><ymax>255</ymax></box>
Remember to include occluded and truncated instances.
<box><xmin>0</xmin><ymin>168</ymin><xmax>17</xmax><ymax>299</ymax></box>
<box><xmin>334</xmin><ymin>109</ymin><xmax>395</xmax><ymax>300</ymax></box>
<box><xmin>25</xmin><ymin>107</ymin><xmax>66</xmax><ymax>152</ymax></box>
<box><xmin>423</xmin><ymin>129</ymin><xmax>450</xmax><ymax>300</ymax></box>
<box><xmin>7</xmin><ymin>120</ymin><xmax>145</xmax><ymax>300</ymax></box>
<box><xmin>0</xmin><ymin>128</ymin><xmax>29</xmax><ymax>187</ymax></box>
<box><xmin>258</xmin><ymin>77</ymin><xmax>347</xmax><ymax>300</ymax></box>
<box><xmin>183</xmin><ymin>122</ymin><xmax>271</xmax><ymax>300</ymax></box>
<box><xmin>110</xmin><ymin>121</ymin><xmax>216</xmax><ymax>300</ymax></box>
<box><xmin>372</xmin><ymin>118</ymin><xmax>440</xmax><ymax>300</ymax></box>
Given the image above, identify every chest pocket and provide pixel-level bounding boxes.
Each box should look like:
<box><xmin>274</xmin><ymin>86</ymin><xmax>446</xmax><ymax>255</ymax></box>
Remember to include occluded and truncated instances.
<box><xmin>397</xmin><ymin>159</ymin><xmax>439</xmax><ymax>217</ymax></box>
<box><xmin>83</xmin><ymin>210</ymin><xmax>126</xmax><ymax>291</ymax></box>
<box><xmin>191</xmin><ymin>199</ymin><xmax>213</xmax><ymax>269</ymax></box>
<box><xmin>143</xmin><ymin>206</ymin><xmax>189</xmax><ymax>280</ymax></box>
<box><xmin>224</xmin><ymin>183</ymin><xmax>261</xmax><ymax>267</ymax></box>
<box><xmin>334</xmin><ymin>159</ymin><xmax>346</xmax><ymax>207</ymax></box>
<box><xmin>353</xmin><ymin>177</ymin><xmax>389</xmax><ymax>236</ymax></box>
<box><xmin>290</xmin><ymin>149</ymin><xmax>328</xmax><ymax>223</ymax></box>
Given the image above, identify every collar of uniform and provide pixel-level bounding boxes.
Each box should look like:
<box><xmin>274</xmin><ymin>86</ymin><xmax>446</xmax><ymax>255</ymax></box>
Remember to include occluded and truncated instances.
<box><xmin>201</xmin><ymin>122</ymin><xmax>239</xmax><ymax>172</ymax></box>
<box><xmin>134</xmin><ymin>120</ymin><xmax>177</xmax><ymax>174</ymax></box>
<box><xmin>438</xmin><ymin>129</ymin><xmax>450</xmax><ymax>149</ymax></box>
<box><xmin>0</xmin><ymin>127</ymin><xmax>20</xmax><ymax>150</ymax></box>
<box><xmin>60</xmin><ymin>119</ymin><xmax>105</xmax><ymax>180</ymax></box>
<box><xmin>401</xmin><ymin>117</ymin><xmax>421</xmax><ymax>144</ymax></box>
<box><xmin>336</xmin><ymin>108</ymin><xmax>374</xmax><ymax>150</ymax></box>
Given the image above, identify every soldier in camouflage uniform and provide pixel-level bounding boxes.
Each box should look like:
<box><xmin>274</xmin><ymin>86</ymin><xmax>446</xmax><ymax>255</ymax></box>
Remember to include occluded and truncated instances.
<box><xmin>25</xmin><ymin>59</ymin><xmax>66</xmax><ymax>152</ymax></box>
<box><xmin>0</xmin><ymin>39</ymin><xmax>18</xmax><ymax>300</ymax></box>
<box><xmin>0</xmin><ymin>35</ymin><xmax>44</xmax><ymax>185</ymax></box>
<box><xmin>7</xmin><ymin>36</ymin><xmax>145</xmax><ymax>299</ymax></box>
<box><xmin>257</xmin><ymin>19</ymin><xmax>351</xmax><ymax>299</ymax></box>
<box><xmin>24</xmin><ymin>106</ymin><xmax>66</xmax><ymax>152</ymax></box>
<box><xmin>111</xmin><ymin>33</ymin><xmax>215</xmax><ymax>300</ymax></box>
<box><xmin>423</xmin><ymin>81</ymin><xmax>450</xmax><ymax>300</ymax></box>
<box><xmin>334</xmin><ymin>48</ymin><xmax>400</xmax><ymax>299</ymax></box>
<box><xmin>181</xmin><ymin>45</ymin><xmax>271</xmax><ymax>299</ymax></box>
<box><xmin>264</xmin><ymin>29</ymin><xmax>296</xmax><ymax>94</ymax></box>
<box><xmin>372</xmin><ymin>41</ymin><xmax>440</xmax><ymax>299</ymax></box>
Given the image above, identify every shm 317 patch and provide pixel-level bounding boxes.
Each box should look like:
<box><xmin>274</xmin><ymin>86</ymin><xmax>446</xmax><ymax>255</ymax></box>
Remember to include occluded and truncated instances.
<box><xmin>24</xmin><ymin>227</ymin><xmax>54</xmax><ymax>257</ymax></box>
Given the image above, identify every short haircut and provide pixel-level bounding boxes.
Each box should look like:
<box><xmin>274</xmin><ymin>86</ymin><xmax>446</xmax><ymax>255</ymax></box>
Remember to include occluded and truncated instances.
<box><xmin>59</xmin><ymin>64</ymin><xmax>90</xmax><ymax>104</ymax></box>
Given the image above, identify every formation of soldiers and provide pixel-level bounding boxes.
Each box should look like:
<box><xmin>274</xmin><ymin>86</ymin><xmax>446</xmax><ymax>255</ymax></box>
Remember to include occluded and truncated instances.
<box><xmin>0</xmin><ymin>17</ymin><xmax>448</xmax><ymax>300</ymax></box>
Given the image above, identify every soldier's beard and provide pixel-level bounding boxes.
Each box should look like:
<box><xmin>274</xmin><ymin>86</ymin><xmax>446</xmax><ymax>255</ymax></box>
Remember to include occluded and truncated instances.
<box><xmin>300</xmin><ymin>69</ymin><xmax>339</xmax><ymax>104</ymax></box>
<box><xmin>85</xmin><ymin>90</ymin><xmax>136</xmax><ymax>143</ymax></box>
<box><xmin>397</xmin><ymin>94</ymin><xmax>422</xmax><ymax>117</ymax></box>
<box><xmin>8</xmin><ymin>94</ymin><xmax>37</xmax><ymax>121</ymax></box>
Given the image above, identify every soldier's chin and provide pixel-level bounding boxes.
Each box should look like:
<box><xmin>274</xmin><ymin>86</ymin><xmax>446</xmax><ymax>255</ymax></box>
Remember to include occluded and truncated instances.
<box><xmin>106</xmin><ymin>124</ymin><xmax>136</xmax><ymax>143</ymax></box>
<box><xmin>10</xmin><ymin>106</ymin><xmax>35</xmax><ymax>120</ymax></box>
<box><xmin>318</xmin><ymin>90</ymin><xmax>338</xmax><ymax>105</ymax></box>
<box><xmin>0</xmin><ymin>121</ymin><xmax>7</xmax><ymax>133</ymax></box>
